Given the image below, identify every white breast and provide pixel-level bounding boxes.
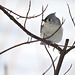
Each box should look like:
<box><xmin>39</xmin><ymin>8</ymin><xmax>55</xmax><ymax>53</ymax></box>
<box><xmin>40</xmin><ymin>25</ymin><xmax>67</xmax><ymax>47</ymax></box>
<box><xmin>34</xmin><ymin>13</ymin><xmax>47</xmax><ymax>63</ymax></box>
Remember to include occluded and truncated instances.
<box><xmin>41</xmin><ymin>23</ymin><xmax>63</xmax><ymax>43</ymax></box>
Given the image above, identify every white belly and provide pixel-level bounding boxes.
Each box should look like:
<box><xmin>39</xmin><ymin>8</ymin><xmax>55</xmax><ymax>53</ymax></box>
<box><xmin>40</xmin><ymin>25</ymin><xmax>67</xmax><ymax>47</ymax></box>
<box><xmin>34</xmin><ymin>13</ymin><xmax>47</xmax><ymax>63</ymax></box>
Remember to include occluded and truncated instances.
<box><xmin>41</xmin><ymin>23</ymin><xmax>63</xmax><ymax>43</ymax></box>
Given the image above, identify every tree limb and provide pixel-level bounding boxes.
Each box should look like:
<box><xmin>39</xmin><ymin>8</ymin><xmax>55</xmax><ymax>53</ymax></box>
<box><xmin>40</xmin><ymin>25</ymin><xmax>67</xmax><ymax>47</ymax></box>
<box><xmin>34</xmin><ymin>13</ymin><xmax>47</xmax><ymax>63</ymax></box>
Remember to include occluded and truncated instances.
<box><xmin>0</xmin><ymin>4</ymin><xmax>62</xmax><ymax>53</ymax></box>
<box><xmin>54</xmin><ymin>39</ymin><xmax>69</xmax><ymax>75</ymax></box>
<box><xmin>44</xmin><ymin>45</ymin><xmax>55</xmax><ymax>74</ymax></box>
<box><xmin>1</xmin><ymin>4</ymin><xmax>48</xmax><ymax>19</ymax></box>
<box><xmin>0</xmin><ymin>40</ymin><xmax>38</xmax><ymax>55</ymax></box>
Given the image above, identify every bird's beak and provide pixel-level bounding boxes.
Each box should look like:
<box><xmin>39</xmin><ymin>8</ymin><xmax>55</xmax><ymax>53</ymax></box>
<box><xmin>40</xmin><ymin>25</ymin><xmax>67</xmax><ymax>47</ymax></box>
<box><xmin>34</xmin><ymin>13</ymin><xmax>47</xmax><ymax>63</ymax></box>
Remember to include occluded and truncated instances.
<box><xmin>42</xmin><ymin>19</ymin><xmax>45</xmax><ymax>22</ymax></box>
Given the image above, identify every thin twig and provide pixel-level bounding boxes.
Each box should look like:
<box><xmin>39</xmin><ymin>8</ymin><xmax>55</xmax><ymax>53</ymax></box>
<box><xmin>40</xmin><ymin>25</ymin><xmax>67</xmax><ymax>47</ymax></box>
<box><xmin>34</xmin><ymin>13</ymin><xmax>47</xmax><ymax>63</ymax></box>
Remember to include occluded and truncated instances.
<box><xmin>1</xmin><ymin>4</ymin><xmax>48</xmax><ymax>19</ymax></box>
<box><xmin>64</xmin><ymin>64</ymin><xmax>72</xmax><ymax>75</ymax></box>
<box><xmin>40</xmin><ymin>5</ymin><xmax>44</xmax><ymax>32</ymax></box>
<box><xmin>44</xmin><ymin>45</ymin><xmax>55</xmax><ymax>74</ymax></box>
<box><xmin>58</xmin><ymin>44</ymin><xmax>75</xmax><ymax>47</ymax></box>
<box><xmin>62</xmin><ymin>39</ymin><xmax>69</xmax><ymax>51</ymax></box>
<box><xmin>66</xmin><ymin>46</ymin><xmax>75</xmax><ymax>54</ymax></box>
<box><xmin>43</xmin><ymin>57</ymin><xmax>58</xmax><ymax>75</ymax></box>
<box><xmin>0</xmin><ymin>40</ymin><xmax>38</xmax><ymax>55</ymax></box>
<box><xmin>67</xmin><ymin>3</ymin><xmax>75</xmax><ymax>26</ymax></box>
<box><xmin>66</xmin><ymin>41</ymin><xmax>75</xmax><ymax>53</ymax></box>
<box><xmin>24</xmin><ymin>0</ymin><xmax>31</xmax><ymax>27</ymax></box>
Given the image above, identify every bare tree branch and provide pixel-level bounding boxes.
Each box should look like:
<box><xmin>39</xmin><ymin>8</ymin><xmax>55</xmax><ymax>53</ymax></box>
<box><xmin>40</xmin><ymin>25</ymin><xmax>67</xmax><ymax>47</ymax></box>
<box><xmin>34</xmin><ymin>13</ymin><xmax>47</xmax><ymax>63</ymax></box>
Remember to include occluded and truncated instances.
<box><xmin>1</xmin><ymin>3</ymin><xmax>48</xmax><ymax>19</ymax></box>
<box><xmin>62</xmin><ymin>39</ymin><xmax>69</xmax><ymax>51</ymax></box>
<box><xmin>0</xmin><ymin>2</ymin><xmax>75</xmax><ymax>75</ymax></box>
<box><xmin>66</xmin><ymin>41</ymin><xmax>75</xmax><ymax>53</ymax></box>
<box><xmin>54</xmin><ymin>39</ymin><xmax>69</xmax><ymax>75</ymax></box>
<box><xmin>67</xmin><ymin>3</ymin><xmax>75</xmax><ymax>26</ymax></box>
<box><xmin>64</xmin><ymin>64</ymin><xmax>72</xmax><ymax>75</ymax></box>
<box><xmin>0</xmin><ymin>40</ymin><xmax>38</xmax><ymax>55</ymax></box>
<box><xmin>42</xmin><ymin>57</ymin><xmax>58</xmax><ymax>75</ymax></box>
<box><xmin>0</xmin><ymin>4</ymin><xmax>75</xmax><ymax>55</ymax></box>
<box><xmin>40</xmin><ymin>5</ymin><xmax>44</xmax><ymax>32</ymax></box>
<box><xmin>0</xmin><ymin>4</ymin><xmax>62</xmax><ymax>52</ymax></box>
<box><xmin>24</xmin><ymin>0</ymin><xmax>31</xmax><ymax>27</ymax></box>
<box><xmin>44</xmin><ymin>45</ymin><xmax>55</xmax><ymax>74</ymax></box>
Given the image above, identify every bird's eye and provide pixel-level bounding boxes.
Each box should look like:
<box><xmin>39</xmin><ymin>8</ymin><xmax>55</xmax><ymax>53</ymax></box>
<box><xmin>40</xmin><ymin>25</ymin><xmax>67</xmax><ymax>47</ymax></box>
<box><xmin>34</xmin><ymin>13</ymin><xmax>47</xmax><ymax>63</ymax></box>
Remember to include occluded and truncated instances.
<box><xmin>48</xmin><ymin>19</ymin><xmax>52</xmax><ymax>22</ymax></box>
<box><xmin>48</xmin><ymin>19</ymin><xmax>51</xmax><ymax>21</ymax></box>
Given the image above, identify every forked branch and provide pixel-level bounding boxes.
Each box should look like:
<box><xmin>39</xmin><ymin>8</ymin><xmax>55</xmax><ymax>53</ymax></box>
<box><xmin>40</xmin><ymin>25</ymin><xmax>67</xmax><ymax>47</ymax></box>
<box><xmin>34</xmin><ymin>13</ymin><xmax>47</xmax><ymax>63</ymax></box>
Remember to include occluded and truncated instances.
<box><xmin>1</xmin><ymin>3</ymin><xmax>48</xmax><ymax>19</ymax></box>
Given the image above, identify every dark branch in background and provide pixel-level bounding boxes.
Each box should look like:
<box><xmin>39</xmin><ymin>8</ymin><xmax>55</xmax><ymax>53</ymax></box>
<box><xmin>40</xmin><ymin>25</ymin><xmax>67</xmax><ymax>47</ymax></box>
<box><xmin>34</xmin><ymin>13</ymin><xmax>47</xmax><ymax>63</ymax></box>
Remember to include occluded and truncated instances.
<box><xmin>1</xmin><ymin>3</ymin><xmax>48</xmax><ymax>19</ymax></box>
<box><xmin>67</xmin><ymin>3</ymin><xmax>75</xmax><ymax>26</ymax></box>
<box><xmin>66</xmin><ymin>41</ymin><xmax>75</xmax><ymax>53</ymax></box>
<box><xmin>0</xmin><ymin>3</ymin><xmax>75</xmax><ymax>55</ymax></box>
<box><xmin>64</xmin><ymin>64</ymin><xmax>72</xmax><ymax>75</ymax></box>
<box><xmin>24</xmin><ymin>0</ymin><xmax>31</xmax><ymax>27</ymax></box>
<box><xmin>44</xmin><ymin>45</ymin><xmax>55</xmax><ymax>74</ymax></box>
<box><xmin>0</xmin><ymin>4</ymin><xmax>63</xmax><ymax>54</ymax></box>
<box><xmin>0</xmin><ymin>40</ymin><xmax>38</xmax><ymax>55</ymax></box>
<box><xmin>40</xmin><ymin>5</ymin><xmax>44</xmax><ymax>31</ymax></box>
<box><xmin>43</xmin><ymin>57</ymin><xmax>58</xmax><ymax>75</ymax></box>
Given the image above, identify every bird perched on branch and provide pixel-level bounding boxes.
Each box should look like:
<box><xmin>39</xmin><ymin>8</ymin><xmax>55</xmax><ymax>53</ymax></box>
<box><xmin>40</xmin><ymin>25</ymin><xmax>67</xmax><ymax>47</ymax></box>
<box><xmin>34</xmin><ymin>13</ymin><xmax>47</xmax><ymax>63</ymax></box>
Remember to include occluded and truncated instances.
<box><xmin>40</xmin><ymin>13</ymin><xmax>63</xmax><ymax>45</ymax></box>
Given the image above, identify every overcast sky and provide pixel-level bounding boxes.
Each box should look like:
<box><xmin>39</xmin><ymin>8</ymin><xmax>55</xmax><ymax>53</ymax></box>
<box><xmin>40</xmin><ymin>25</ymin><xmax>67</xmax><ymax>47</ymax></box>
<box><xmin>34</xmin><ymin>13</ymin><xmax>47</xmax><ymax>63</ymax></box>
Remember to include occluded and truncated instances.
<box><xmin>0</xmin><ymin>0</ymin><xmax>75</xmax><ymax>75</ymax></box>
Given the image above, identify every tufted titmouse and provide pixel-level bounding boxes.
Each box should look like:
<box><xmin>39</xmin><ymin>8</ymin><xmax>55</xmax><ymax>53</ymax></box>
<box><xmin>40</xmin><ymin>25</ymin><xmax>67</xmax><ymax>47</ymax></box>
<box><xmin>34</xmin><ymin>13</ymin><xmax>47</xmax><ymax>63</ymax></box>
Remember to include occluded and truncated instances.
<box><xmin>40</xmin><ymin>13</ymin><xmax>63</xmax><ymax>45</ymax></box>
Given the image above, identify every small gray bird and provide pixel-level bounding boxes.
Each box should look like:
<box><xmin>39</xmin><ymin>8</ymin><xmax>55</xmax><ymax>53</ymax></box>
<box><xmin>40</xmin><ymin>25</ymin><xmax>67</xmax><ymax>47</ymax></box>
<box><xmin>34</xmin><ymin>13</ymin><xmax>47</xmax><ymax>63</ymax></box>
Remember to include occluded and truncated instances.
<box><xmin>40</xmin><ymin>13</ymin><xmax>63</xmax><ymax>45</ymax></box>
